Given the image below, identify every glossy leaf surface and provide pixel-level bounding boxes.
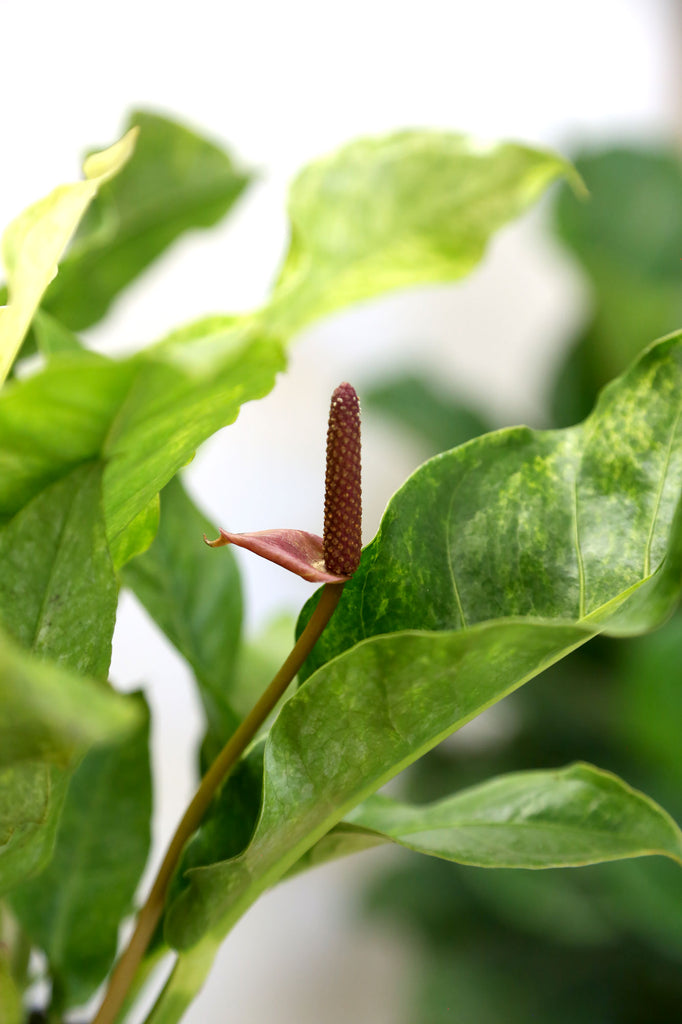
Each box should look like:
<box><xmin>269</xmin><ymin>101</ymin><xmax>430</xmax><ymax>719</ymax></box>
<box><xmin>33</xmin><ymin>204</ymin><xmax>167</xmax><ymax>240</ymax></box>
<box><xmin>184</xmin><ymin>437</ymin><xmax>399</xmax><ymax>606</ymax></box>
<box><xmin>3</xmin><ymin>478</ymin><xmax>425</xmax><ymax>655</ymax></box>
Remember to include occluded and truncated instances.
<box><xmin>341</xmin><ymin>763</ymin><xmax>682</xmax><ymax>868</ymax></box>
<box><xmin>165</xmin><ymin>332</ymin><xmax>682</xmax><ymax>951</ymax></box>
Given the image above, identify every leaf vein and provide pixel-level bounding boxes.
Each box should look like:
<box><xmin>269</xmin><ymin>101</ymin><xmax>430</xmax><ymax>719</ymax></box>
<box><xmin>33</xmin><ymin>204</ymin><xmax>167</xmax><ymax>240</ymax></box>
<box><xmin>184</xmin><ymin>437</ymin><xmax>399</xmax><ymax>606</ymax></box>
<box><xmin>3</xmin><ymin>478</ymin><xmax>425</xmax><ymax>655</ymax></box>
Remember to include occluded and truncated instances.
<box><xmin>644</xmin><ymin>397</ymin><xmax>682</xmax><ymax>578</ymax></box>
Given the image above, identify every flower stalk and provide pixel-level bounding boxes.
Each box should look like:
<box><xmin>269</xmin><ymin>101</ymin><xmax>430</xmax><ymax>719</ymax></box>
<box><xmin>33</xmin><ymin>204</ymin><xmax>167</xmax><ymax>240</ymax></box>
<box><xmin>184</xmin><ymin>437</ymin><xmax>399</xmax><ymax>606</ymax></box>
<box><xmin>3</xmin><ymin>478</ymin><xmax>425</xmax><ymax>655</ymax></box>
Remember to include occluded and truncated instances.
<box><xmin>91</xmin><ymin>384</ymin><xmax>361</xmax><ymax>1024</ymax></box>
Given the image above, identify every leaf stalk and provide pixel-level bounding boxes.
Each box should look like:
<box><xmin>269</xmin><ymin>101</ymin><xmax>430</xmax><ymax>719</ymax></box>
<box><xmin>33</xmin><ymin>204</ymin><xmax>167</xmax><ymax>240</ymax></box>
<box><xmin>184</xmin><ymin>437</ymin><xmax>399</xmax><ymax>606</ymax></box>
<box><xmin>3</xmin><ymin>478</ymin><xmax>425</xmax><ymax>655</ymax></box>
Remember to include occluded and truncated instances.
<box><xmin>91</xmin><ymin>581</ymin><xmax>345</xmax><ymax>1024</ymax></box>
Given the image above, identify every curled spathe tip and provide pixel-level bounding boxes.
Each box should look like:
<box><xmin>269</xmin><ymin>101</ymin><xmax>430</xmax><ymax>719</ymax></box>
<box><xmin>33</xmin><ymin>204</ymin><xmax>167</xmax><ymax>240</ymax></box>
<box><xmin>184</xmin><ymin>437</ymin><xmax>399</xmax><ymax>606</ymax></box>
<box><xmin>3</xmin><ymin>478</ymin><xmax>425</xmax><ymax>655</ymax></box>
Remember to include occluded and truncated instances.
<box><xmin>207</xmin><ymin>382</ymin><xmax>362</xmax><ymax>582</ymax></box>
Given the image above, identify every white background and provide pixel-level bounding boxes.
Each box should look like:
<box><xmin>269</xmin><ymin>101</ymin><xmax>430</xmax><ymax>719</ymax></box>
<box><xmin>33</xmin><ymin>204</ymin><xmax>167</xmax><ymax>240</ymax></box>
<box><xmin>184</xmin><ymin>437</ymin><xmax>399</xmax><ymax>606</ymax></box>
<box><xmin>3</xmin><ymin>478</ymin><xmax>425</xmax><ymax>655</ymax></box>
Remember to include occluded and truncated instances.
<box><xmin>1</xmin><ymin>1</ymin><xmax>678</xmax><ymax>1021</ymax></box>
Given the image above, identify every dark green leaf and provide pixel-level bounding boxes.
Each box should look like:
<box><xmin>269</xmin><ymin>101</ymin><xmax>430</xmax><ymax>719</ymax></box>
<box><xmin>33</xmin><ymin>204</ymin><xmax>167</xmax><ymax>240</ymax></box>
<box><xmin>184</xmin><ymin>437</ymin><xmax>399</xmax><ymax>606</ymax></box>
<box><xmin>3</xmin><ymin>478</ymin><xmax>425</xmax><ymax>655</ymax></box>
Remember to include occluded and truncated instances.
<box><xmin>122</xmin><ymin>476</ymin><xmax>242</xmax><ymax>741</ymax></box>
<box><xmin>10</xmin><ymin>697</ymin><xmax>152</xmax><ymax>1011</ymax></box>
<box><xmin>365</xmin><ymin>372</ymin><xmax>490</xmax><ymax>456</ymax></box>
<box><xmin>550</xmin><ymin>146</ymin><xmax>682</xmax><ymax>424</ymax></box>
<box><xmin>165</xmin><ymin>332</ymin><xmax>682</xmax><ymax>949</ymax></box>
<box><xmin>556</xmin><ymin>147</ymin><xmax>682</xmax><ymax>284</ymax></box>
<box><xmin>43</xmin><ymin>111</ymin><xmax>251</xmax><ymax>331</ymax></box>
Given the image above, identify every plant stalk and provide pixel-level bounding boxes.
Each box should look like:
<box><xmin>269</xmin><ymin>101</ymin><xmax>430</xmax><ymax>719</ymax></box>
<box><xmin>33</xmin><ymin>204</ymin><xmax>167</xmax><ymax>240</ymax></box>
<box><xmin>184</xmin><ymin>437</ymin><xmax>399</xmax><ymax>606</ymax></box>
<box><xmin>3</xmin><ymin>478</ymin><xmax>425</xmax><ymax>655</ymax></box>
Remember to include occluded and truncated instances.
<box><xmin>91</xmin><ymin>582</ymin><xmax>345</xmax><ymax>1024</ymax></box>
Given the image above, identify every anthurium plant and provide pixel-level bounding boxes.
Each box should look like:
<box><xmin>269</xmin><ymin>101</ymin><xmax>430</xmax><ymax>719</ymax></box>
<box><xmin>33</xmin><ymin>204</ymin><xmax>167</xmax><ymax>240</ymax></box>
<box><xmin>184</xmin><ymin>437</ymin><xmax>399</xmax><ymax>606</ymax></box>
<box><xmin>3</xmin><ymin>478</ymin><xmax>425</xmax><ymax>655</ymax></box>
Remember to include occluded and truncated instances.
<box><xmin>1</xmin><ymin>111</ymin><xmax>682</xmax><ymax>1024</ymax></box>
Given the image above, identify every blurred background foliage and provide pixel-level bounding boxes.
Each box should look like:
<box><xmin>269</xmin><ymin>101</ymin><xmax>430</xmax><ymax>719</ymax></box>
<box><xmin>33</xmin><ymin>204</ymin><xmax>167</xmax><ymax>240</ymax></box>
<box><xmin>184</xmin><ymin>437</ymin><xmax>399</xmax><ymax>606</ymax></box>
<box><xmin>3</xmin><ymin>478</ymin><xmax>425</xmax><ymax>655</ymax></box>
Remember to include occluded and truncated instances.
<box><xmin>361</xmin><ymin>142</ymin><xmax>682</xmax><ymax>1023</ymax></box>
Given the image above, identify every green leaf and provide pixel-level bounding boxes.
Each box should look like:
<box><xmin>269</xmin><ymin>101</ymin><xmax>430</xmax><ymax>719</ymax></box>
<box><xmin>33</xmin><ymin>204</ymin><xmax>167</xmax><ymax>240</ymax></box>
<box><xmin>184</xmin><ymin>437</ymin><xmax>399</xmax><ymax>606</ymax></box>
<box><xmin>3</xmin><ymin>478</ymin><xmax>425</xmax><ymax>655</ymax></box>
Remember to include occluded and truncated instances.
<box><xmin>550</xmin><ymin>146</ymin><xmax>682</xmax><ymax>425</ymax></box>
<box><xmin>0</xmin><ymin>319</ymin><xmax>285</xmax><ymax>546</ymax></box>
<box><xmin>31</xmin><ymin>309</ymin><xmax>83</xmax><ymax>356</ymax></box>
<box><xmin>0</xmin><ymin>763</ymin><xmax>70</xmax><ymax>896</ymax></box>
<box><xmin>108</xmin><ymin>493</ymin><xmax>160</xmax><ymax>571</ymax></box>
<box><xmin>341</xmin><ymin>763</ymin><xmax>682</xmax><ymax>868</ymax></box>
<box><xmin>365</xmin><ymin>372</ymin><xmax>490</xmax><ymax>456</ymax></box>
<box><xmin>122</xmin><ymin>476</ymin><xmax>242</xmax><ymax>742</ymax></box>
<box><xmin>165</xmin><ymin>331</ymin><xmax>682</xmax><ymax>949</ymax></box>
<box><xmin>0</xmin><ymin>948</ymin><xmax>22</xmax><ymax>1024</ymax></box>
<box><xmin>0</xmin><ymin>628</ymin><xmax>142</xmax><ymax>893</ymax></box>
<box><xmin>0</xmin><ymin>128</ymin><xmax>136</xmax><ymax>385</ymax></box>
<box><xmin>42</xmin><ymin>110</ymin><xmax>251</xmax><ymax>331</ymax></box>
<box><xmin>302</xmin><ymin>332</ymin><xmax>682</xmax><ymax>680</ymax></box>
<box><xmin>9</xmin><ymin>697</ymin><xmax>152</xmax><ymax>1011</ymax></box>
<box><xmin>556</xmin><ymin>147</ymin><xmax>682</xmax><ymax>285</ymax></box>
<box><xmin>0</xmin><ymin>627</ymin><xmax>140</xmax><ymax>770</ymax></box>
<box><xmin>264</xmin><ymin>131</ymin><xmax>580</xmax><ymax>335</ymax></box>
<box><xmin>0</xmin><ymin>463</ymin><xmax>118</xmax><ymax>678</ymax></box>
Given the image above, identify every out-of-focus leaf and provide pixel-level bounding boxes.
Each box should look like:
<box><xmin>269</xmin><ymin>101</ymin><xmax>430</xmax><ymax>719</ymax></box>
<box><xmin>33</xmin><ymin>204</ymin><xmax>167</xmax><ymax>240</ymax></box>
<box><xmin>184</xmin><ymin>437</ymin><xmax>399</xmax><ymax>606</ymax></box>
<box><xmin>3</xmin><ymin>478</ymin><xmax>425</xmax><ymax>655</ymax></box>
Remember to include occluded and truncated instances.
<box><xmin>43</xmin><ymin>110</ymin><xmax>251</xmax><ymax>331</ymax></box>
<box><xmin>365</xmin><ymin>373</ymin><xmax>490</xmax><ymax>457</ymax></box>
<box><xmin>264</xmin><ymin>131</ymin><xmax>580</xmax><ymax>335</ymax></box>
<box><xmin>0</xmin><ymin>626</ymin><xmax>141</xmax><ymax>769</ymax></box>
<box><xmin>31</xmin><ymin>310</ymin><xmax>83</xmax><ymax>356</ymax></box>
<box><xmin>620</xmin><ymin>612</ymin><xmax>682</xmax><ymax>791</ymax></box>
<box><xmin>0</xmin><ymin>129</ymin><xmax>136</xmax><ymax>385</ymax></box>
<box><xmin>0</xmin><ymin>764</ymin><xmax>69</xmax><ymax>896</ymax></box>
<box><xmin>551</xmin><ymin>147</ymin><xmax>682</xmax><ymax>425</ymax></box>
<box><xmin>556</xmin><ymin>147</ymin><xmax>682</xmax><ymax>284</ymax></box>
<box><xmin>122</xmin><ymin>476</ymin><xmax>242</xmax><ymax>742</ymax></box>
<box><xmin>0</xmin><ymin>948</ymin><xmax>22</xmax><ymax>1024</ymax></box>
<box><xmin>9</xmin><ymin>698</ymin><xmax>152</xmax><ymax>1011</ymax></box>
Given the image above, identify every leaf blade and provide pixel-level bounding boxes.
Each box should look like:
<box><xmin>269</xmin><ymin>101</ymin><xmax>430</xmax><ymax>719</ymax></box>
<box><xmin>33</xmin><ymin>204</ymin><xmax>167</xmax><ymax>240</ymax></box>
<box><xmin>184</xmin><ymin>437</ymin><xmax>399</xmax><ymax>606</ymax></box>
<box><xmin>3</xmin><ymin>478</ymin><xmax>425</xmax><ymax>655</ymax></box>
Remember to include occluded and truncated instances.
<box><xmin>264</xmin><ymin>131</ymin><xmax>580</xmax><ymax>335</ymax></box>
<box><xmin>43</xmin><ymin>110</ymin><xmax>251</xmax><ymax>331</ymax></box>
<box><xmin>0</xmin><ymin>129</ymin><xmax>136</xmax><ymax>384</ymax></box>
<box><xmin>9</xmin><ymin>699</ymin><xmax>152</xmax><ymax>1010</ymax></box>
<box><xmin>165</xmin><ymin>331</ymin><xmax>682</xmax><ymax>949</ymax></box>
<box><xmin>345</xmin><ymin>763</ymin><xmax>682</xmax><ymax>868</ymax></box>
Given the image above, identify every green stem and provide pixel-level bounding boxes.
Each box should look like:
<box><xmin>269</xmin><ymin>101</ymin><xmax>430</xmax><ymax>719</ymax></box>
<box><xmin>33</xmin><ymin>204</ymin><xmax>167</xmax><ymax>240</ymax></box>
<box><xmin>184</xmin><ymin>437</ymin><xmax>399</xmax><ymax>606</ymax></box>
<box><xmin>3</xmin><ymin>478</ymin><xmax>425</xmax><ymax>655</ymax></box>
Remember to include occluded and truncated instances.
<box><xmin>91</xmin><ymin>582</ymin><xmax>344</xmax><ymax>1024</ymax></box>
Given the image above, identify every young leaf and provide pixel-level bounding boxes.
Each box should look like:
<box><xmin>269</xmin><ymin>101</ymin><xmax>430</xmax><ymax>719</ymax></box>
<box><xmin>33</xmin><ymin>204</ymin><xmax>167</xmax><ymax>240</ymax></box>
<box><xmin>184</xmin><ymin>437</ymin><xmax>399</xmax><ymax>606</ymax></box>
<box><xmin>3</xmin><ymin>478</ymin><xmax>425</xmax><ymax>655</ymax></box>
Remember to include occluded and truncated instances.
<box><xmin>9</xmin><ymin>698</ymin><xmax>152</xmax><ymax>1012</ymax></box>
<box><xmin>42</xmin><ymin>110</ymin><xmax>251</xmax><ymax>331</ymax></box>
<box><xmin>264</xmin><ymin>131</ymin><xmax>581</xmax><ymax>335</ymax></box>
<box><xmin>337</xmin><ymin>763</ymin><xmax>682</xmax><ymax>868</ymax></box>
<box><xmin>0</xmin><ymin>128</ymin><xmax>136</xmax><ymax>384</ymax></box>
<box><xmin>164</xmin><ymin>331</ymin><xmax>682</xmax><ymax>950</ymax></box>
<box><xmin>122</xmin><ymin>476</ymin><xmax>243</xmax><ymax>742</ymax></box>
